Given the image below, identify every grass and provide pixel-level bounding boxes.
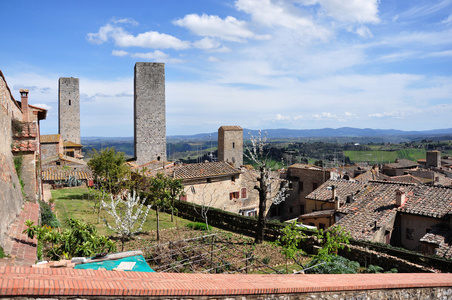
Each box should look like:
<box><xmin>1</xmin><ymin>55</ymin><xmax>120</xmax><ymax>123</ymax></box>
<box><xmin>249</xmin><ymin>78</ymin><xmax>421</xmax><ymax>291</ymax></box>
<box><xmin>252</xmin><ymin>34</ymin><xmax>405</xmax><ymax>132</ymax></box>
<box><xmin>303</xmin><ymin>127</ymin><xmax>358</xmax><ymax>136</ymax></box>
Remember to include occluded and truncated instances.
<box><xmin>52</xmin><ymin>186</ymin><xmax>192</xmax><ymax>236</ymax></box>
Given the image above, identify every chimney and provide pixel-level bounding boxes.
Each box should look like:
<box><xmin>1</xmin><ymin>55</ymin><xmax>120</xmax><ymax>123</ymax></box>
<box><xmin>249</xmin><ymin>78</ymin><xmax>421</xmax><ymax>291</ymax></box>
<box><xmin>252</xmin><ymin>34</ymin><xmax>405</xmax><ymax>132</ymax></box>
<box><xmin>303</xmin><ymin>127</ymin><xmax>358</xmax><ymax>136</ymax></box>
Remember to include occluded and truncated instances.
<box><xmin>335</xmin><ymin>196</ymin><xmax>340</xmax><ymax>210</ymax></box>
<box><xmin>396</xmin><ymin>189</ymin><xmax>406</xmax><ymax>207</ymax></box>
<box><xmin>331</xmin><ymin>185</ymin><xmax>336</xmax><ymax>200</ymax></box>
<box><xmin>20</xmin><ymin>89</ymin><xmax>29</xmax><ymax>122</ymax></box>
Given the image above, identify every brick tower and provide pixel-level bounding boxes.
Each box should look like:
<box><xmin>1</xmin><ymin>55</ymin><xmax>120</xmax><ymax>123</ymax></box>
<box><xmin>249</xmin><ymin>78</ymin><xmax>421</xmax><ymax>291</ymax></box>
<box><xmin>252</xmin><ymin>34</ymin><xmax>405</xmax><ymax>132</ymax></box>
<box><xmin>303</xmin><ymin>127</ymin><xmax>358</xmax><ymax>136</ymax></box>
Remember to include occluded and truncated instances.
<box><xmin>218</xmin><ymin>126</ymin><xmax>243</xmax><ymax>168</ymax></box>
<box><xmin>134</xmin><ymin>62</ymin><xmax>167</xmax><ymax>165</ymax></box>
<box><xmin>58</xmin><ymin>77</ymin><xmax>80</xmax><ymax>144</ymax></box>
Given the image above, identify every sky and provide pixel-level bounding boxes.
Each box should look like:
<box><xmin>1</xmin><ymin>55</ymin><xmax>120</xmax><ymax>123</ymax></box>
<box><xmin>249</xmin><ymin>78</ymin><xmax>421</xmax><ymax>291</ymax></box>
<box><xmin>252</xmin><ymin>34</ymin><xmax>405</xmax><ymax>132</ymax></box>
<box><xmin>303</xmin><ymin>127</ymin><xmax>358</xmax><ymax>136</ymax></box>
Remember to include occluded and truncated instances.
<box><xmin>1</xmin><ymin>0</ymin><xmax>451</xmax><ymax>137</ymax></box>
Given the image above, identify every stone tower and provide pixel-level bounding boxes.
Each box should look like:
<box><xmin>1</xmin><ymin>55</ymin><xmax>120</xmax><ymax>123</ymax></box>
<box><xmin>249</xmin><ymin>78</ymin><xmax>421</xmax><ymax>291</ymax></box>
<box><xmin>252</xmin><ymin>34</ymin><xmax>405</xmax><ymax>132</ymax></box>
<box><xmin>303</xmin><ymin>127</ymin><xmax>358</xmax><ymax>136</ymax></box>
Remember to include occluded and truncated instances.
<box><xmin>218</xmin><ymin>126</ymin><xmax>243</xmax><ymax>168</ymax></box>
<box><xmin>426</xmin><ymin>150</ymin><xmax>441</xmax><ymax>168</ymax></box>
<box><xmin>134</xmin><ymin>62</ymin><xmax>167</xmax><ymax>165</ymax></box>
<box><xmin>58</xmin><ymin>77</ymin><xmax>80</xmax><ymax>144</ymax></box>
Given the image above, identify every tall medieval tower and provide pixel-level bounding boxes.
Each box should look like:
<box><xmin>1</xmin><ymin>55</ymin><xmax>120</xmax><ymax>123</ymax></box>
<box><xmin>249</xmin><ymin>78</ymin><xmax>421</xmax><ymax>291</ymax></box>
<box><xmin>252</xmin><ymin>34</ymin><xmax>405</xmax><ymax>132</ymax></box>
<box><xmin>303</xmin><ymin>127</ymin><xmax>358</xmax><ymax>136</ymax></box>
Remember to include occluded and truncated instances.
<box><xmin>58</xmin><ymin>77</ymin><xmax>80</xmax><ymax>144</ymax></box>
<box><xmin>134</xmin><ymin>62</ymin><xmax>167</xmax><ymax>165</ymax></box>
<box><xmin>218</xmin><ymin>126</ymin><xmax>243</xmax><ymax>168</ymax></box>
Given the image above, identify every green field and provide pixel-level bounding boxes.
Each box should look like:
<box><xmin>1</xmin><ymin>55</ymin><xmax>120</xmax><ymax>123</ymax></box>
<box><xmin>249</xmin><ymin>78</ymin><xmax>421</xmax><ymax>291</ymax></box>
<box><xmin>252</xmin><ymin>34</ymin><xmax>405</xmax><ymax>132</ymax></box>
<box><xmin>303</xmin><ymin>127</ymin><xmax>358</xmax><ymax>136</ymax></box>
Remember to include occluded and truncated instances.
<box><xmin>343</xmin><ymin>149</ymin><xmax>428</xmax><ymax>164</ymax></box>
<box><xmin>52</xmin><ymin>187</ymin><xmax>191</xmax><ymax>236</ymax></box>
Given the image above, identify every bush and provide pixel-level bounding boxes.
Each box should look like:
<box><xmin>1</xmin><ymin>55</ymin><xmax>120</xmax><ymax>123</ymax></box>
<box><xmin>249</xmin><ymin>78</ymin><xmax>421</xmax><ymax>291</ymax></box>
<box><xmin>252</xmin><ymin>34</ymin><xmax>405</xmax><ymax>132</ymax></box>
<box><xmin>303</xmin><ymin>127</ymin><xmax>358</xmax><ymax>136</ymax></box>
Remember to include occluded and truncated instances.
<box><xmin>0</xmin><ymin>246</ymin><xmax>7</xmax><ymax>258</ymax></box>
<box><xmin>186</xmin><ymin>222</ymin><xmax>210</xmax><ymax>231</ymax></box>
<box><xmin>40</xmin><ymin>201</ymin><xmax>60</xmax><ymax>228</ymax></box>
<box><xmin>305</xmin><ymin>255</ymin><xmax>360</xmax><ymax>274</ymax></box>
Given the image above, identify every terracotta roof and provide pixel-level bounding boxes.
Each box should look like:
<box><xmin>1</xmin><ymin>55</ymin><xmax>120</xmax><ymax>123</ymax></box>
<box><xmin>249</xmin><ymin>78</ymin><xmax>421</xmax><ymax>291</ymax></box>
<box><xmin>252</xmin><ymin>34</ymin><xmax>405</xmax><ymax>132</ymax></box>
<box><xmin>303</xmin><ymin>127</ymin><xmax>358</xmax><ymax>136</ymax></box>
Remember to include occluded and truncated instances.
<box><xmin>398</xmin><ymin>185</ymin><xmax>452</xmax><ymax>218</ymax></box>
<box><xmin>306</xmin><ymin>179</ymin><xmax>367</xmax><ymax>203</ymax></box>
<box><xmin>42</xmin><ymin>169</ymin><xmax>92</xmax><ymax>181</ymax></box>
<box><xmin>172</xmin><ymin>161</ymin><xmax>240</xmax><ymax>180</ymax></box>
<box><xmin>420</xmin><ymin>224</ymin><xmax>452</xmax><ymax>259</ymax></box>
<box><xmin>64</xmin><ymin>140</ymin><xmax>83</xmax><ymax>147</ymax></box>
<box><xmin>42</xmin><ymin>154</ymin><xmax>87</xmax><ymax>166</ymax></box>
<box><xmin>384</xmin><ymin>159</ymin><xmax>418</xmax><ymax>169</ymax></box>
<box><xmin>390</xmin><ymin>174</ymin><xmax>426</xmax><ymax>184</ymax></box>
<box><xmin>40</xmin><ymin>134</ymin><xmax>60</xmax><ymax>143</ymax></box>
<box><xmin>299</xmin><ymin>209</ymin><xmax>335</xmax><ymax>219</ymax></box>
<box><xmin>219</xmin><ymin>125</ymin><xmax>242</xmax><ymax>131</ymax></box>
<box><xmin>289</xmin><ymin>164</ymin><xmax>323</xmax><ymax>171</ymax></box>
<box><xmin>354</xmin><ymin>169</ymin><xmax>391</xmax><ymax>182</ymax></box>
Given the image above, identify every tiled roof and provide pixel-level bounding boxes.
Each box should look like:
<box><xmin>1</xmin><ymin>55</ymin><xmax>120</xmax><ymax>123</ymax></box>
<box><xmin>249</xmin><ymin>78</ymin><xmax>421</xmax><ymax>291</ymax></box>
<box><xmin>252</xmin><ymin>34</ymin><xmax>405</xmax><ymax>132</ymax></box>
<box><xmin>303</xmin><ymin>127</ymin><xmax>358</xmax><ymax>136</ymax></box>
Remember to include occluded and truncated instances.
<box><xmin>384</xmin><ymin>159</ymin><xmax>418</xmax><ymax>169</ymax></box>
<box><xmin>172</xmin><ymin>161</ymin><xmax>240</xmax><ymax>180</ymax></box>
<box><xmin>390</xmin><ymin>174</ymin><xmax>426</xmax><ymax>184</ymax></box>
<box><xmin>306</xmin><ymin>179</ymin><xmax>367</xmax><ymax>203</ymax></box>
<box><xmin>354</xmin><ymin>169</ymin><xmax>391</xmax><ymax>182</ymax></box>
<box><xmin>289</xmin><ymin>164</ymin><xmax>323</xmax><ymax>170</ymax></box>
<box><xmin>420</xmin><ymin>224</ymin><xmax>452</xmax><ymax>259</ymax></box>
<box><xmin>334</xmin><ymin>182</ymin><xmax>409</xmax><ymax>240</ymax></box>
<box><xmin>398</xmin><ymin>185</ymin><xmax>452</xmax><ymax>218</ymax></box>
<box><xmin>42</xmin><ymin>169</ymin><xmax>93</xmax><ymax>181</ymax></box>
<box><xmin>40</xmin><ymin>134</ymin><xmax>60</xmax><ymax>143</ymax></box>
<box><xmin>42</xmin><ymin>154</ymin><xmax>87</xmax><ymax>166</ymax></box>
<box><xmin>64</xmin><ymin>140</ymin><xmax>83</xmax><ymax>147</ymax></box>
<box><xmin>299</xmin><ymin>209</ymin><xmax>335</xmax><ymax>219</ymax></box>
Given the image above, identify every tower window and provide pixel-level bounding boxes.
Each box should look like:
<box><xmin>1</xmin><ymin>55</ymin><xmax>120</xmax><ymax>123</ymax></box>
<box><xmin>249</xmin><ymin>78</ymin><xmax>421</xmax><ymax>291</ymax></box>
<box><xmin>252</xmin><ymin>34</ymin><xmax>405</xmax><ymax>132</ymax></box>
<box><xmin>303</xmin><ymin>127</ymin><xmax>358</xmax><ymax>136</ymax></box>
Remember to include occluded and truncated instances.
<box><xmin>69</xmin><ymin>100</ymin><xmax>71</xmax><ymax>106</ymax></box>
<box><xmin>232</xmin><ymin>142</ymin><xmax>235</xmax><ymax>148</ymax></box>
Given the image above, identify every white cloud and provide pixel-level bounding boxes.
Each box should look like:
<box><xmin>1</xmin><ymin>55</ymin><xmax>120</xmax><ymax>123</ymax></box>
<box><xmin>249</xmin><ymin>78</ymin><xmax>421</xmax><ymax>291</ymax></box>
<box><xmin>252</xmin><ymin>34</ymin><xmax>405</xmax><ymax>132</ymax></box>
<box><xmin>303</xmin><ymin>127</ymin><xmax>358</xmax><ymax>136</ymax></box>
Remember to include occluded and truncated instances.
<box><xmin>113</xmin><ymin>18</ymin><xmax>139</xmax><ymax>26</ymax></box>
<box><xmin>368</xmin><ymin>111</ymin><xmax>407</xmax><ymax>119</ymax></box>
<box><xmin>442</xmin><ymin>14</ymin><xmax>452</xmax><ymax>24</ymax></box>
<box><xmin>235</xmin><ymin>0</ymin><xmax>331</xmax><ymax>41</ymax></box>
<box><xmin>192</xmin><ymin>37</ymin><xmax>222</xmax><ymax>50</ymax></box>
<box><xmin>274</xmin><ymin>113</ymin><xmax>291</xmax><ymax>121</ymax></box>
<box><xmin>309</xmin><ymin>0</ymin><xmax>380</xmax><ymax>24</ymax></box>
<box><xmin>130</xmin><ymin>50</ymin><xmax>184</xmax><ymax>63</ymax></box>
<box><xmin>87</xmin><ymin>22</ymin><xmax>190</xmax><ymax>50</ymax></box>
<box><xmin>173</xmin><ymin>14</ymin><xmax>265</xmax><ymax>42</ymax></box>
<box><xmin>355</xmin><ymin>26</ymin><xmax>373</xmax><ymax>38</ymax></box>
<box><xmin>112</xmin><ymin>50</ymin><xmax>129</xmax><ymax>56</ymax></box>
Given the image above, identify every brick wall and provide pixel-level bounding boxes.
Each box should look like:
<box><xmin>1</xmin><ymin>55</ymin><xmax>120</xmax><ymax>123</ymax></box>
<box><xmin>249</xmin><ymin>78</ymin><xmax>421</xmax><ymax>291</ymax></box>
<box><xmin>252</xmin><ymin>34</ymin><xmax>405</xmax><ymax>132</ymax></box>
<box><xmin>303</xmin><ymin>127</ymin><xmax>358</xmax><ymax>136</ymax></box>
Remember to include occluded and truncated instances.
<box><xmin>1</xmin><ymin>267</ymin><xmax>452</xmax><ymax>299</ymax></box>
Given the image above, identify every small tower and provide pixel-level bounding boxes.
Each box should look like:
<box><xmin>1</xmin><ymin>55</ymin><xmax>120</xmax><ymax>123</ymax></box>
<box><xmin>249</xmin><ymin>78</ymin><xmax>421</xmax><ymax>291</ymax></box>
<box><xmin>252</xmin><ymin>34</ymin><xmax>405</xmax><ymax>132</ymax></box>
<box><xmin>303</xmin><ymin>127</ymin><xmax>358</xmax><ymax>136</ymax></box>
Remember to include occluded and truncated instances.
<box><xmin>58</xmin><ymin>77</ymin><xmax>80</xmax><ymax>144</ymax></box>
<box><xmin>134</xmin><ymin>62</ymin><xmax>167</xmax><ymax>165</ymax></box>
<box><xmin>426</xmin><ymin>150</ymin><xmax>441</xmax><ymax>168</ymax></box>
<box><xmin>218</xmin><ymin>126</ymin><xmax>243</xmax><ymax>168</ymax></box>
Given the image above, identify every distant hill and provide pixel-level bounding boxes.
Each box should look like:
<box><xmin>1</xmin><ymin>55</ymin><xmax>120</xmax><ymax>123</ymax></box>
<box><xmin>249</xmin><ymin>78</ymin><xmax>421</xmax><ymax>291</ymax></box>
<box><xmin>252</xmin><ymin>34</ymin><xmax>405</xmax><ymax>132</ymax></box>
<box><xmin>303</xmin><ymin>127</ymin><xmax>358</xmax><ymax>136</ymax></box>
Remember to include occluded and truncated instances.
<box><xmin>166</xmin><ymin>127</ymin><xmax>452</xmax><ymax>140</ymax></box>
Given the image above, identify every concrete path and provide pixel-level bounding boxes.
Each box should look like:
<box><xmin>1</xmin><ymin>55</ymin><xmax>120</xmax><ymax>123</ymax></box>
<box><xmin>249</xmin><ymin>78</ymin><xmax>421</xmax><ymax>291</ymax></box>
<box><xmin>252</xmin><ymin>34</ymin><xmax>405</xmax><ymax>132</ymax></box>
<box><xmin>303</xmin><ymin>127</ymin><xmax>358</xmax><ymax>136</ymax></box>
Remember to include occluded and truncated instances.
<box><xmin>0</xmin><ymin>202</ymin><xmax>39</xmax><ymax>267</ymax></box>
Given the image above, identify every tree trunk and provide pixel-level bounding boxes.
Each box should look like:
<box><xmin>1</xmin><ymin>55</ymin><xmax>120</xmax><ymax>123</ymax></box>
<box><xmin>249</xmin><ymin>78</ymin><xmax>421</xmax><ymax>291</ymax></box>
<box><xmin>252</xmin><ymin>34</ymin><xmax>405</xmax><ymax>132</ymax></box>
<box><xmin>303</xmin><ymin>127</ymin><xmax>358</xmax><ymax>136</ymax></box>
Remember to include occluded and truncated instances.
<box><xmin>156</xmin><ymin>206</ymin><xmax>160</xmax><ymax>241</ymax></box>
<box><xmin>255</xmin><ymin>166</ymin><xmax>269</xmax><ymax>244</ymax></box>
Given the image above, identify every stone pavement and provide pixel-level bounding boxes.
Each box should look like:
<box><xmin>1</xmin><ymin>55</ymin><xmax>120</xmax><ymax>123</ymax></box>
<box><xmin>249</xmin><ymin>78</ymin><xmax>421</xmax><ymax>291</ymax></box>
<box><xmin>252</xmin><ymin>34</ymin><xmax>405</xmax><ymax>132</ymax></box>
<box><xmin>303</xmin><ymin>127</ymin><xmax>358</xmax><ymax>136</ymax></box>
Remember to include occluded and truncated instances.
<box><xmin>0</xmin><ymin>202</ymin><xmax>39</xmax><ymax>267</ymax></box>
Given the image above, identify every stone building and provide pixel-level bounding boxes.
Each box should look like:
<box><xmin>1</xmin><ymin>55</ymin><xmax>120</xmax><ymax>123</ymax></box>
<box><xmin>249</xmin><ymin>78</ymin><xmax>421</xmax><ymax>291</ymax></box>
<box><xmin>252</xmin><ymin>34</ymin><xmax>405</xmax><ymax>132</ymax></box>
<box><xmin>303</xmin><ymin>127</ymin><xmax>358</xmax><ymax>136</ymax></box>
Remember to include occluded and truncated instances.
<box><xmin>218</xmin><ymin>126</ymin><xmax>243</xmax><ymax>168</ymax></box>
<box><xmin>279</xmin><ymin>164</ymin><xmax>330</xmax><ymax>220</ymax></box>
<box><xmin>58</xmin><ymin>77</ymin><xmax>80</xmax><ymax>144</ymax></box>
<box><xmin>0</xmin><ymin>70</ymin><xmax>46</xmax><ymax>246</ymax></box>
<box><xmin>134</xmin><ymin>62</ymin><xmax>166</xmax><ymax>165</ymax></box>
<box><xmin>40</xmin><ymin>134</ymin><xmax>63</xmax><ymax>161</ymax></box>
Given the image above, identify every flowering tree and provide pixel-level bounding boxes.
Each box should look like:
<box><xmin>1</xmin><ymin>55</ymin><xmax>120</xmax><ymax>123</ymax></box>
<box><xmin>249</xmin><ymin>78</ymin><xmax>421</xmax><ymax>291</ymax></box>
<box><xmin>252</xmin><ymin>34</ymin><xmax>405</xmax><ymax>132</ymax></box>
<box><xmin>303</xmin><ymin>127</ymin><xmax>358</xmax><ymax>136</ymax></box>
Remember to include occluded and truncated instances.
<box><xmin>102</xmin><ymin>191</ymin><xmax>152</xmax><ymax>250</ymax></box>
<box><xmin>245</xmin><ymin>130</ymin><xmax>289</xmax><ymax>244</ymax></box>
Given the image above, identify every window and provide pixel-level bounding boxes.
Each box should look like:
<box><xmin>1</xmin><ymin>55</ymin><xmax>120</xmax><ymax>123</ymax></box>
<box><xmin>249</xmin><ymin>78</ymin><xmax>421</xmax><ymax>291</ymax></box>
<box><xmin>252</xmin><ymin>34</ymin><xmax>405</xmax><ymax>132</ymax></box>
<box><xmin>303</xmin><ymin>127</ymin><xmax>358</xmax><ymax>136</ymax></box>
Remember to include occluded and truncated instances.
<box><xmin>69</xmin><ymin>100</ymin><xmax>71</xmax><ymax>106</ymax></box>
<box><xmin>229</xmin><ymin>191</ymin><xmax>240</xmax><ymax>200</ymax></box>
<box><xmin>289</xmin><ymin>207</ymin><xmax>293</xmax><ymax>213</ymax></box>
<box><xmin>231</xmin><ymin>176</ymin><xmax>235</xmax><ymax>182</ymax></box>
<box><xmin>298</xmin><ymin>181</ymin><xmax>304</xmax><ymax>194</ymax></box>
<box><xmin>406</xmin><ymin>228</ymin><xmax>414</xmax><ymax>240</ymax></box>
<box><xmin>232</xmin><ymin>142</ymin><xmax>235</xmax><ymax>148</ymax></box>
<box><xmin>241</xmin><ymin>188</ymin><xmax>247</xmax><ymax>199</ymax></box>
<box><xmin>207</xmin><ymin>178</ymin><xmax>211</xmax><ymax>183</ymax></box>
<box><xmin>300</xmin><ymin>205</ymin><xmax>305</xmax><ymax>214</ymax></box>
<box><xmin>312</xmin><ymin>182</ymin><xmax>319</xmax><ymax>190</ymax></box>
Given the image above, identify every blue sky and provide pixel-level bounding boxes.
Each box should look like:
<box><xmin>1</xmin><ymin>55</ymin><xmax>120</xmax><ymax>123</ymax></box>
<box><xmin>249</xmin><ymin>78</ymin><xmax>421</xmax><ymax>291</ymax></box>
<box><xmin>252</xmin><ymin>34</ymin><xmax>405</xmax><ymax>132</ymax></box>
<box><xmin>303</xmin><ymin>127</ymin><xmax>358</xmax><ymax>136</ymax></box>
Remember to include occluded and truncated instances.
<box><xmin>1</xmin><ymin>0</ymin><xmax>451</xmax><ymax>137</ymax></box>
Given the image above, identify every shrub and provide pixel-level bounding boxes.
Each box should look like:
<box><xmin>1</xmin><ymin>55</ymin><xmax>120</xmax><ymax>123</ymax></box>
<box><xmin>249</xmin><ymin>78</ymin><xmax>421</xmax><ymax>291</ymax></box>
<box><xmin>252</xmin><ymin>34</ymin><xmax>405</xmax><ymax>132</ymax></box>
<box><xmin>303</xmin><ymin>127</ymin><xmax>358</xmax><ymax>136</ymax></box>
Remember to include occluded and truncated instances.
<box><xmin>186</xmin><ymin>222</ymin><xmax>210</xmax><ymax>231</ymax></box>
<box><xmin>40</xmin><ymin>201</ymin><xmax>60</xmax><ymax>228</ymax></box>
<box><xmin>0</xmin><ymin>246</ymin><xmax>7</xmax><ymax>258</ymax></box>
<box><xmin>305</xmin><ymin>255</ymin><xmax>360</xmax><ymax>274</ymax></box>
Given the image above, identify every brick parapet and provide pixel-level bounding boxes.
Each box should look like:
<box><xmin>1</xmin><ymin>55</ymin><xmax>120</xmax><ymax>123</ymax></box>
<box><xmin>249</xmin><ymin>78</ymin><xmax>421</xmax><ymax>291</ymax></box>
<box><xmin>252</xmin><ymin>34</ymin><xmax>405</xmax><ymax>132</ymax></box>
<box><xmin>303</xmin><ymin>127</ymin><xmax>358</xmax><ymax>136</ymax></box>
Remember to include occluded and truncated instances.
<box><xmin>1</xmin><ymin>267</ymin><xmax>452</xmax><ymax>298</ymax></box>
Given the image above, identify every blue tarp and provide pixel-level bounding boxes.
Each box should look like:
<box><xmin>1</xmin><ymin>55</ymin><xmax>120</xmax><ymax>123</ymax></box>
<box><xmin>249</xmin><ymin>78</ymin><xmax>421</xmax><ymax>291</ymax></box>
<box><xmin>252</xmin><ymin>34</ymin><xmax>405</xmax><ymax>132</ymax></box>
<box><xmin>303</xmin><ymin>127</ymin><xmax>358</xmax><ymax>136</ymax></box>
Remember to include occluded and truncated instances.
<box><xmin>74</xmin><ymin>254</ymin><xmax>154</xmax><ymax>272</ymax></box>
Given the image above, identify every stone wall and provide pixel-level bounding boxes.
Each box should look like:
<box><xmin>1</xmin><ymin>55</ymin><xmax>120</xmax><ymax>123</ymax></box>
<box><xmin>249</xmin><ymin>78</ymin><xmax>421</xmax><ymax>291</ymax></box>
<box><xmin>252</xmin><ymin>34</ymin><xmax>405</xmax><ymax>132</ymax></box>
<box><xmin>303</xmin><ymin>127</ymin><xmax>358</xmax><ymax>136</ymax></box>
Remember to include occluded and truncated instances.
<box><xmin>0</xmin><ymin>74</ymin><xmax>24</xmax><ymax>248</ymax></box>
<box><xmin>58</xmin><ymin>77</ymin><xmax>80</xmax><ymax>144</ymax></box>
<box><xmin>134</xmin><ymin>62</ymin><xmax>166</xmax><ymax>165</ymax></box>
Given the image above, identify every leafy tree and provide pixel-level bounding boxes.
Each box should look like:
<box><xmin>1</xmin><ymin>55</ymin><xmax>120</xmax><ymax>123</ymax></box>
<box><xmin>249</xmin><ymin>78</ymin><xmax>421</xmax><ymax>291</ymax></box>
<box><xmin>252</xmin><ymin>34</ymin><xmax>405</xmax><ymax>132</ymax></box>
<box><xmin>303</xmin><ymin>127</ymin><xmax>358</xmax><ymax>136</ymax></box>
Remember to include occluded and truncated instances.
<box><xmin>245</xmin><ymin>130</ymin><xmax>289</xmax><ymax>244</ymax></box>
<box><xmin>276</xmin><ymin>223</ymin><xmax>307</xmax><ymax>273</ymax></box>
<box><xmin>101</xmin><ymin>191</ymin><xmax>152</xmax><ymax>251</ymax></box>
<box><xmin>87</xmin><ymin>147</ymin><xmax>130</xmax><ymax>194</ymax></box>
<box><xmin>315</xmin><ymin>226</ymin><xmax>351</xmax><ymax>261</ymax></box>
<box><xmin>23</xmin><ymin>218</ymin><xmax>116</xmax><ymax>260</ymax></box>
